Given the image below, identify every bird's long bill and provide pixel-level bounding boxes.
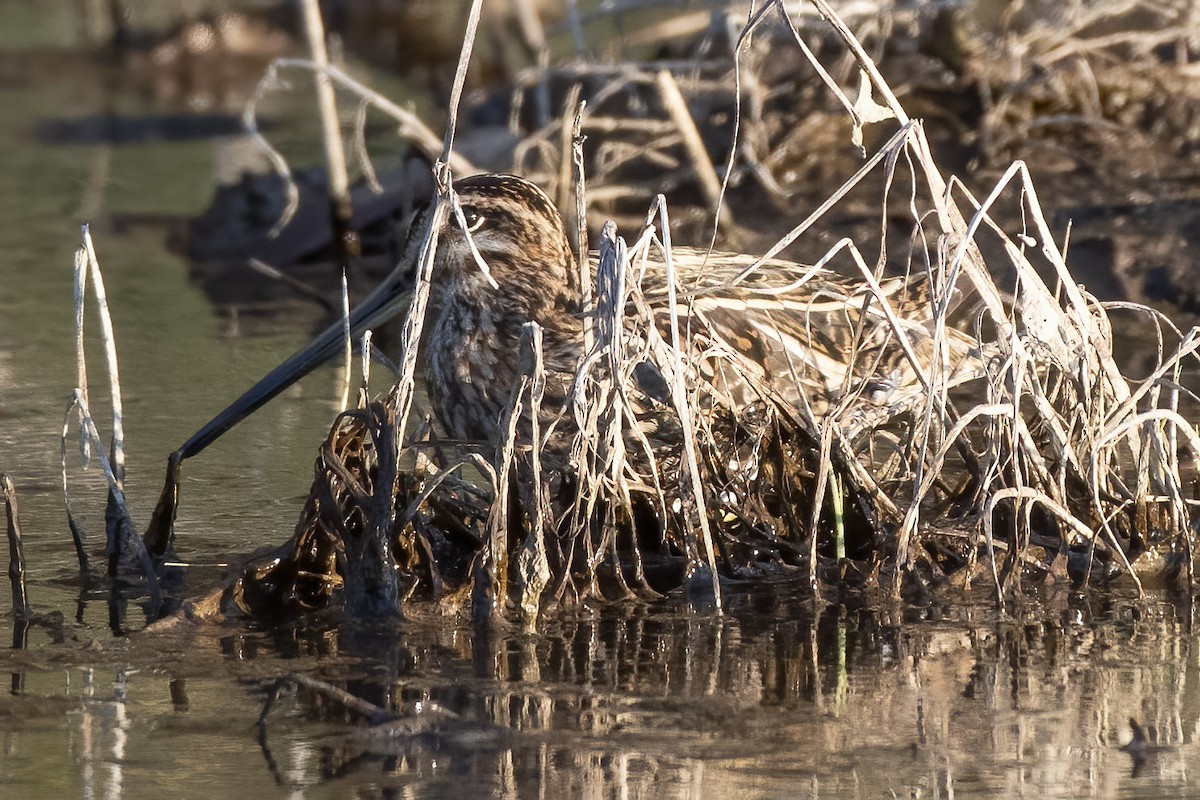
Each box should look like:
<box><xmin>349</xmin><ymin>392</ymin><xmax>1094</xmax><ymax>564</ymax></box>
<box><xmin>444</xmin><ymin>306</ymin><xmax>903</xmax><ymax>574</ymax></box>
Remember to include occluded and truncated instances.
<box><xmin>175</xmin><ymin>270</ymin><xmax>415</xmax><ymax>460</ymax></box>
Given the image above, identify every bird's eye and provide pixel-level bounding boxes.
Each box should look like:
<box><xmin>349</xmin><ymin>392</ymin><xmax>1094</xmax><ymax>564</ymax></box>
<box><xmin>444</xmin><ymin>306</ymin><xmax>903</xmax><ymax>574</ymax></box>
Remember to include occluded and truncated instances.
<box><xmin>454</xmin><ymin>206</ymin><xmax>486</xmax><ymax>234</ymax></box>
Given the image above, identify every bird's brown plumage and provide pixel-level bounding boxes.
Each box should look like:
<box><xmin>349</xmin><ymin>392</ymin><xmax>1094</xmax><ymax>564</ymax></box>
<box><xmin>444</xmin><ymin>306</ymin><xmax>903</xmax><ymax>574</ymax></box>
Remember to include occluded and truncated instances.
<box><xmin>414</xmin><ymin>173</ymin><xmax>980</xmax><ymax>447</ymax></box>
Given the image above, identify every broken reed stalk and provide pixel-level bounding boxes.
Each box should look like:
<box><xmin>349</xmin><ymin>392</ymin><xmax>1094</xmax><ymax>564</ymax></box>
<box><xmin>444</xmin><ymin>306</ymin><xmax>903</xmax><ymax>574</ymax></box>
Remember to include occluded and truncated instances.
<box><xmin>649</xmin><ymin>196</ymin><xmax>722</xmax><ymax>607</ymax></box>
<box><xmin>261</xmin><ymin>673</ymin><xmax>397</xmax><ymax>727</ymax></box>
<box><xmin>386</xmin><ymin>0</ymin><xmax>487</xmax><ymax>458</ymax></box>
<box><xmin>258</xmin><ymin>674</ymin><xmax>458</xmax><ymax>748</ymax></box>
<box><xmin>557</xmin><ymin>83</ymin><xmax>581</xmax><ymax>220</ymax></box>
<box><xmin>80</xmin><ymin>226</ymin><xmax>125</xmax><ymax>487</ymax></box>
<box><xmin>60</xmin><ymin>365</ymin><xmax>90</xmax><ymax>575</ymax></box>
<box><xmin>74</xmin><ymin>232</ymin><xmax>139</xmax><ymax>580</ymax></box>
<box><xmin>514</xmin><ymin>324</ymin><xmax>551</xmax><ymax>627</ymax></box>
<box><xmin>477</xmin><ymin>322</ymin><xmax>552</xmax><ymax>626</ymax></box>
<box><xmin>358</xmin><ymin>330</ymin><xmax>373</xmax><ymax>406</ymax></box>
<box><xmin>571</xmin><ymin>99</ymin><xmax>592</xmax><ymax>352</ymax></box>
<box><xmin>3</xmin><ymin>474</ymin><xmax>29</xmax><ymax>622</ymax></box>
<box><xmin>72</xmin><ymin>391</ymin><xmax>163</xmax><ymax>608</ymax></box>
<box><xmin>339</xmin><ymin>268</ymin><xmax>352</xmax><ymax>412</ymax></box>
<box><xmin>298</xmin><ymin>0</ymin><xmax>359</xmax><ymax>267</ymax></box>
<box><xmin>68</xmin><ymin>227</ymin><xmax>170</xmax><ymax>607</ymax></box>
<box><xmin>655</xmin><ymin>69</ymin><xmax>730</xmax><ymax>230</ymax></box>
<box><xmin>59</xmin><ymin>394</ymin><xmax>90</xmax><ymax>576</ymax></box>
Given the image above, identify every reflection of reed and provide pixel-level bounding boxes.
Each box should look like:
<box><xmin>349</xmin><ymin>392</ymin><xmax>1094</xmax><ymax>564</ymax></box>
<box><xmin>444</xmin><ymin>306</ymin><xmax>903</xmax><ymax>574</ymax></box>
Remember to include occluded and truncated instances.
<box><xmin>4</xmin><ymin>601</ymin><xmax>1195</xmax><ymax>796</ymax></box>
<box><xmin>75</xmin><ymin>668</ymin><xmax>129</xmax><ymax>800</ymax></box>
<box><xmin>243</xmin><ymin>597</ymin><xmax>1198</xmax><ymax>796</ymax></box>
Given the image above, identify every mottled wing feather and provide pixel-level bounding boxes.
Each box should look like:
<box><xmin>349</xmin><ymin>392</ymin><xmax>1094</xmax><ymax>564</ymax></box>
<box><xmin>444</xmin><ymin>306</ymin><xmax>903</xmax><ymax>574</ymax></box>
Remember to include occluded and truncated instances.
<box><xmin>622</xmin><ymin>246</ymin><xmax>981</xmax><ymax>419</ymax></box>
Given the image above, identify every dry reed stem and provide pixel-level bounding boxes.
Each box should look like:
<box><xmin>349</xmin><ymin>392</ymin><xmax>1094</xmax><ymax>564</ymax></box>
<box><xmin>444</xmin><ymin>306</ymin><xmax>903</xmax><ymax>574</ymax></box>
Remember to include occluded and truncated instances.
<box><xmin>651</xmin><ymin>196</ymin><xmax>722</xmax><ymax>608</ymax></box>
<box><xmin>261</xmin><ymin>673</ymin><xmax>396</xmax><ymax>727</ymax></box>
<box><xmin>3</xmin><ymin>473</ymin><xmax>29</xmax><ymax>622</ymax></box>
<box><xmin>557</xmin><ymin>83</ymin><xmax>581</xmax><ymax>220</ymax></box>
<box><xmin>381</xmin><ymin>0</ymin><xmax>489</xmax><ymax>469</ymax></box>
<box><xmin>81</xmin><ymin>227</ymin><xmax>125</xmax><ymax>486</ymax></box>
<box><xmin>571</xmin><ymin>99</ymin><xmax>593</xmax><ymax>354</ymax></box>
<box><xmin>655</xmin><ymin>69</ymin><xmax>729</xmax><ymax>228</ymax></box>
<box><xmin>72</xmin><ymin>391</ymin><xmax>163</xmax><ymax>608</ymax></box>
<box><xmin>298</xmin><ymin>0</ymin><xmax>355</xmax><ymax>263</ymax></box>
<box><xmin>358</xmin><ymin>330</ymin><xmax>372</xmax><ymax>406</ymax></box>
<box><xmin>59</xmin><ymin>394</ymin><xmax>89</xmax><ymax>575</ymax></box>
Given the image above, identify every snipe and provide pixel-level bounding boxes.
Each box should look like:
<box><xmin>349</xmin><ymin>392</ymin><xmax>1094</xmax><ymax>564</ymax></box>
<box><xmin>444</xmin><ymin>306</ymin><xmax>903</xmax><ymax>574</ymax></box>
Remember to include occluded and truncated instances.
<box><xmin>177</xmin><ymin>172</ymin><xmax>981</xmax><ymax>460</ymax></box>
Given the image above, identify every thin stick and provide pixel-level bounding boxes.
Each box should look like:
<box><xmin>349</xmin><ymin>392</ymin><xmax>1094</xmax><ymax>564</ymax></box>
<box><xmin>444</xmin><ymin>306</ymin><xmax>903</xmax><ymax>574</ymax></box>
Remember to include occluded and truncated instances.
<box><xmin>572</xmin><ymin>98</ymin><xmax>592</xmax><ymax>353</ymax></box>
<box><xmin>260</xmin><ymin>672</ymin><xmax>458</xmax><ymax>728</ymax></box>
<box><xmin>557</xmin><ymin>83</ymin><xmax>581</xmax><ymax>220</ymax></box>
<box><xmin>515</xmin><ymin>322</ymin><xmax>551</xmax><ymax>626</ymax></box>
<box><xmin>81</xmin><ymin>226</ymin><xmax>125</xmax><ymax>487</ymax></box>
<box><xmin>359</xmin><ymin>330</ymin><xmax>373</xmax><ymax>407</ymax></box>
<box><xmin>653</xmin><ymin>196</ymin><xmax>722</xmax><ymax>611</ymax></box>
<box><xmin>3</xmin><ymin>474</ymin><xmax>29</xmax><ymax>622</ymax></box>
<box><xmin>59</xmin><ymin>394</ymin><xmax>90</xmax><ymax>575</ymax></box>
<box><xmin>339</xmin><ymin>267</ymin><xmax>351</xmax><ymax>412</ymax></box>
<box><xmin>74</xmin><ymin>391</ymin><xmax>163</xmax><ymax>609</ymax></box>
<box><xmin>439</xmin><ymin>1</ymin><xmax>485</xmax><ymax>164</ymax></box>
<box><xmin>72</xmin><ymin>247</ymin><xmax>90</xmax><ymax>461</ymax></box>
<box><xmin>299</xmin><ymin>0</ymin><xmax>358</xmax><ymax>267</ymax></box>
<box><xmin>655</xmin><ymin>70</ymin><xmax>731</xmax><ymax>229</ymax></box>
<box><xmin>390</xmin><ymin>0</ymin><xmax>486</xmax><ymax>454</ymax></box>
<box><xmin>261</xmin><ymin>673</ymin><xmax>396</xmax><ymax>726</ymax></box>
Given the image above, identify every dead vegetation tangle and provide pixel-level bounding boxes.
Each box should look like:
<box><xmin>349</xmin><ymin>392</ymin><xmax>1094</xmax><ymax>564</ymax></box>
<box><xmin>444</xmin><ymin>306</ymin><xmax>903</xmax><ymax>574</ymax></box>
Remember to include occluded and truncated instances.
<box><xmin>62</xmin><ymin>1</ymin><xmax>1200</xmax><ymax>625</ymax></box>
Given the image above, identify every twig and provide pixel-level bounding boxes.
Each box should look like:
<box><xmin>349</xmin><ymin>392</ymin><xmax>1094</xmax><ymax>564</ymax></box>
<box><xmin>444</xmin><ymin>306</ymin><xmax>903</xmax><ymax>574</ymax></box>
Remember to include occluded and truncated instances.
<box><xmin>82</xmin><ymin>230</ymin><xmax>125</xmax><ymax>471</ymax></box>
<box><xmin>358</xmin><ymin>330</ymin><xmax>372</xmax><ymax>407</ymax></box>
<box><xmin>389</xmin><ymin>0</ymin><xmax>487</xmax><ymax>455</ymax></box>
<box><xmin>59</xmin><ymin>394</ymin><xmax>90</xmax><ymax>575</ymax></box>
<box><xmin>339</xmin><ymin>268</ymin><xmax>351</xmax><ymax>412</ymax></box>
<box><xmin>557</xmin><ymin>83</ymin><xmax>581</xmax><ymax>221</ymax></box>
<box><xmin>261</xmin><ymin>672</ymin><xmax>396</xmax><ymax>726</ymax></box>
<box><xmin>651</xmin><ymin>195</ymin><xmax>722</xmax><ymax>611</ymax></box>
<box><xmin>571</xmin><ymin>98</ymin><xmax>592</xmax><ymax>353</ymax></box>
<box><xmin>74</xmin><ymin>390</ymin><xmax>163</xmax><ymax>610</ymax></box>
<box><xmin>352</xmin><ymin>99</ymin><xmax>383</xmax><ymax>194</ymax></box>
<box><xmin>655</xmin><ymin>70</ymin><xmax>731</xmax><ymax>230</ymax></box>
<box><xmin>514</xmin><ymin>323</ymin><xmax>551</xmax><ymax>627</ymax></box>
<box><xmin>299</xmin><ymin>0</ymin><xmax>359</xmax><ymax>268</ymax></box>
<box><xmin>3</xmin><ymin>474</ymin><xmax>29</xmax><ymax>622</ymax></box>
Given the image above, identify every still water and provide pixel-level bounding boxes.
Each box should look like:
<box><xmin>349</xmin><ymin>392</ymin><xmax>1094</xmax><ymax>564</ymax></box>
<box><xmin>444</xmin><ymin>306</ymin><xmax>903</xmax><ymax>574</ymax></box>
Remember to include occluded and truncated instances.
<box><xmin>1</xmin><ymin>5</ymin><xmax>1199</xmax><ymax>799</ymax></box>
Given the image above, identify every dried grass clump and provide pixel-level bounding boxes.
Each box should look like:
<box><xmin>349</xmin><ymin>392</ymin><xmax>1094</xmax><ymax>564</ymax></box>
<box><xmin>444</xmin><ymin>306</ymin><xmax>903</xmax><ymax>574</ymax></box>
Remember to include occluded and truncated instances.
<box><xmin>94</xmin><ymin>1</ymin><xmax>1200</xmax><ymax>624</ymax></box>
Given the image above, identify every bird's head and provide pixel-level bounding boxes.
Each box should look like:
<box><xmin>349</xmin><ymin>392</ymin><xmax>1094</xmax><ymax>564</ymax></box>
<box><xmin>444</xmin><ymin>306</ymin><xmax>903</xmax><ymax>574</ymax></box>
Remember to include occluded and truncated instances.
<box><xmin>408</xmin><ymin>174</ymin><xmax>577</xmax><ymax>306</ymax></box>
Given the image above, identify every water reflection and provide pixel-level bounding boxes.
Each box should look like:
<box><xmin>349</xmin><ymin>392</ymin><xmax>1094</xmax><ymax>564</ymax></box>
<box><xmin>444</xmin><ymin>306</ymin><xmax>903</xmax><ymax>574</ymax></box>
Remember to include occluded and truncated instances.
<box><xmin>4</xmin><ymin>590</ymin><xmax>1197</xmax><ymax>797</ymax></box>
<box><xmin>207</xmin><ymin>591</ymin><xmax>1196</xmax><ymax>798</ymax></box>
